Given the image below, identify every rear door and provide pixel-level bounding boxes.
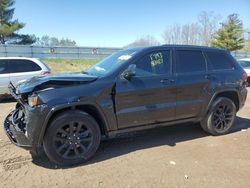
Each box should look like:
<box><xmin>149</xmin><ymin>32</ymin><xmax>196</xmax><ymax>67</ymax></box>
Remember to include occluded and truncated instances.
<box><xmin>115</xmin><ymin>49</ymin><xmax>177</xmax><ymax>129</ymax></box>
<box><xmin>0</xmin><ymin>60</ymin><xmax>10</xmax><ymax>95</ymax></box>
<box><xmin>174</xmin><ymin>49</ymin><xmax>209</xmax><ymax>119</ymax></box>
<box><xmin>8</xmin><ymin>59</ymin><xmax>42</xmax><ymax>86</ymax></box>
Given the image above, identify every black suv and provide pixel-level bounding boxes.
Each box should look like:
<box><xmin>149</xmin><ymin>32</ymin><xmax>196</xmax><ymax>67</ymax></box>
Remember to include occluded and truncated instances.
<box><xmin>4</xmin><ymin>45</ymin><xmax>248</xmax><ymax>165</ymax></box>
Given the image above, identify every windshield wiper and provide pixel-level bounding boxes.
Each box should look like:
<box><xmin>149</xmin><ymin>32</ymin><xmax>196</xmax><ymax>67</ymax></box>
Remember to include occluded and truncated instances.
<box><xmin>82</xmin><ymin>71</ymin><xmax>89</xmax><ymax>75</ymax></box>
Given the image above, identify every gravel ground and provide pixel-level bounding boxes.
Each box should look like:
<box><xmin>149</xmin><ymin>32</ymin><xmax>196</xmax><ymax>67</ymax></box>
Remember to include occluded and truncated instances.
<box><xmin>0</xmin><ymin>89</ymin><xmax>249</xmax><ymax>188</ymax></box>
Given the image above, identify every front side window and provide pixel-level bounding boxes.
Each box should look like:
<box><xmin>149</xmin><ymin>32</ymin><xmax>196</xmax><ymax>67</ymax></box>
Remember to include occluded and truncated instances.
<box><xmin>135</xmin><ymin>51</ymin><xmax>171</xmax><ymax>77</ymax></box>
<box><xmin>8</xmin><ymin>60</ymin><xmax>41</xmax><ymax>73</ymax></box>
<box><xmin>0</xmin><ymin>60</ymin><xmax>9</xmax><ymax>74</ymax></box>
<box><xmin>176</xmin><ymin>50</ymin><xmax>206</xmax><ymax>74</ymax></box>
<box><xmin>206</xmin><ymin>51</ymin><xmax>235</xmax><ymax>70</ymax></box>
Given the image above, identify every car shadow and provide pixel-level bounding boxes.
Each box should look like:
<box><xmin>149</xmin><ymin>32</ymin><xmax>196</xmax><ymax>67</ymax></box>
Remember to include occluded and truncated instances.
<box><xmin>0</xmin><ymin>97</ymin><xmax>16</xmax><ymax>103</ymax></box>
<box><xmin>32</xmin><ymin>116</ymin><xmax>250</xmax><ymax>169</ymax></box>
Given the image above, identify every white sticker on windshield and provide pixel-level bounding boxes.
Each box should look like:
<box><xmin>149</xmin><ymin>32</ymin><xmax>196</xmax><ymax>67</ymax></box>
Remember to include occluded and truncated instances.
<box><xmin>95</xmin><ymin>66</ymin><xmax>106</xmax><ymax>72</ymax></box>
<box><xmin>118</xmin><ymin>54</ymin><xmax>132</xmax><ymax>61</ymax></box>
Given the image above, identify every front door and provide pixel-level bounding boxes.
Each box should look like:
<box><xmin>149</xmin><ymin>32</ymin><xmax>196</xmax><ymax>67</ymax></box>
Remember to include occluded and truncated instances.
<box><xmin>115</xmin><ymin>50</ymin><xmax>177</xmax><ymax>129</ymax></box>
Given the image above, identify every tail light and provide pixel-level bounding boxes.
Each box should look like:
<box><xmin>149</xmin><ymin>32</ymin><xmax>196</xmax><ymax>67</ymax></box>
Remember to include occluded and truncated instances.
<box><xmin>40</xmin><ymin>70</ymin><xmax>51</xmax><ymax>75</ymax></box>
<box><xmin>242</xmin><ymin>72</ymin><xmax>248</xmax><ymax>82</ymax></box>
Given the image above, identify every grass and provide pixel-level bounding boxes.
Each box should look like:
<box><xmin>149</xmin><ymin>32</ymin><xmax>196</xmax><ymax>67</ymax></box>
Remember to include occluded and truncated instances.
<box><xmin>42</xmin><ymin>58</ymin><xmax>101</xmax><ymax>74</ymax></box>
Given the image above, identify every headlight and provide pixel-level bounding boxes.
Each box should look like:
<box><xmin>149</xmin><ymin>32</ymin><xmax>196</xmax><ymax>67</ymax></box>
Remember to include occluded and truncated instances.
<box><xmin>28</xmin><ymin>95</ymin><xmax>39</xmax><ymax>107</ymax></box>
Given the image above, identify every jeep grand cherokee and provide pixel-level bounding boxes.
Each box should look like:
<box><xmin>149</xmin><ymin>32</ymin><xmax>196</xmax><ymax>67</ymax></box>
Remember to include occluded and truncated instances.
<box><xmin>3</xmin><ymin>45</ymin><xmax>248</xmax><ymax>165</ymax></box>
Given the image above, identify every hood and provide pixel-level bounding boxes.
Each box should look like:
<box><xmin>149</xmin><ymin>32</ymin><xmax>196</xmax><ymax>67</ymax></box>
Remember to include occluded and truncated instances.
<box><xmin>16</xmin><ymin>72</ymin><xmax>98</xmax><ymax>94</ymax></box>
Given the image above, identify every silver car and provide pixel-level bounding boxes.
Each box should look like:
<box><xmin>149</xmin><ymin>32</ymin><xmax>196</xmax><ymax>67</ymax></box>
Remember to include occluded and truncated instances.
<box><xmin>238</xmin><ymin>58</ymin><xmax>250</xmax><ymax>86</ymax></box>
<box><xmin>0</xmin><ymin>57</ymin><xmax>51</xmax><ymax>97</ymax></box>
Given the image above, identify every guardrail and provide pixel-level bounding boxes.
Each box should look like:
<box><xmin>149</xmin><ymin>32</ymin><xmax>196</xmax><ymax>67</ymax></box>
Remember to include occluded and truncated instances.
<box><xmin>231</xmin><ymin>51</ymin><xmax>250</xmax><ymax>59</ymax></box>
<box><xmin>0</xmin><ymin>45</ymin><xmax>122</xmax><ymax>59</ymax></box>
<box><xmin>0</xmin><ymin>45</ymin><xmax>249</xmax><ymax>59</ymax></box>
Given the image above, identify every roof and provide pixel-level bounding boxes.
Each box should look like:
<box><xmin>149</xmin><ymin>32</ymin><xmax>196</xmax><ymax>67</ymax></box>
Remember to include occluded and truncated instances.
<box><xmin>126</xmin><ymin>44</ymin><xmax>227</xmax><ymax>52</ymax></box>
<box><xmin>0</xmin><ymin>57</ymin><xmax>39</xmax><ymax>60</ymax></box>
<box><xmin>161</xmin><ymin>44</ymin><xmax>225</xmax><ymax>51</ymax></box>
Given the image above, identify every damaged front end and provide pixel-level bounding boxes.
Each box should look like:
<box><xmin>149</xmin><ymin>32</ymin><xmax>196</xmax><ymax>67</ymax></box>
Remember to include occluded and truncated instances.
<box><xmin>4</xmin><ymin>83</ymin><xmax>49</xmax><ymax>151</ymax></box>
<box><xmin>4</xmin><ymin>108</ymin><xmax>31</xmax><ymax>148</ymax></box>
<box><xmin>3</xmin><ymin>73</ymin><xmax>98</xmax><ymax>153</ymax></box>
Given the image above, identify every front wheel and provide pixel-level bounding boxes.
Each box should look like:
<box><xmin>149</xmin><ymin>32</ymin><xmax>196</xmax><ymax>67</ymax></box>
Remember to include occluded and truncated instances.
<box><xmin>43</xmin><ymin>110</ymin><xmax>101</xmax><ymax>166</ymax></box>
<box><xmin>200</xmin><ymin>97</ymin><xmax>236</xmax><ymax>136</ymax></box>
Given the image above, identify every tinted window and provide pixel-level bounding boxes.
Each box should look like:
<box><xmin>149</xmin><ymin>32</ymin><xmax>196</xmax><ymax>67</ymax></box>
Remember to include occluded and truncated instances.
<box><xmin>8</xmin><ymin>60</ymin><xmax>41</xmax><ymax>73</ymax></box>
<box><xmin>0</xmin><ymin>60</ymin><xmax>9</xmax><ymax>74</ymax></box>
<box><xmin>135</xmin><ymin>51</ymin><xmax>171</xmax><ymax>76</ymax></box>
<box><xmin>176</xmin><ymin>50</ymin><xmax>206</xmax><ymax>73</ymax></box>
<box><xmin>206</xmin><ymin>51</ymin><xmax>235</xmax><ymax>70</ymax></box>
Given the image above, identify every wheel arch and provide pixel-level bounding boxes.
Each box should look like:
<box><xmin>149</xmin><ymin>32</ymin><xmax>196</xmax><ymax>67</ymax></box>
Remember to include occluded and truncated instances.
<box><xmin>207</xmin><ymin>90</ymin><xmax>240</xmax><ymax>113</ymax></box>
<box><xmin>38</xmin><ymin>102</ymin><xmax>110</xmax><ymax>146</ymax></box>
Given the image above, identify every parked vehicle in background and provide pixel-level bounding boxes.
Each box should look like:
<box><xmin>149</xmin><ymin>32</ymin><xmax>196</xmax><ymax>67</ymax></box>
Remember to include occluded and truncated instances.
<box><xmin>0</xmin><ymin>57</ymin><xmax>51</xmax><ymax>97</ymax></box>
<box><xmin>3</xmin><ymin>45</ymin><xmax>248</xmax><ymax>166</ymax></box>
<box><xmin>238</xmin><ymin>58</ymin><xmax>250</xmax><ymax>86</ymax></box>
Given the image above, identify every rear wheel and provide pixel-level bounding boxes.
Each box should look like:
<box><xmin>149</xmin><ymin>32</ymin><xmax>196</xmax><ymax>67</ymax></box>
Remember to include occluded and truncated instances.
<box><xmin>201</xmin><ymin>97</ymin><xmax>236</xmax><ymax>136</ymax></box>
<box><xmin>43</xmin><ymin>110</ymin><xmax>101</xmax><ymax>166</ymax></box>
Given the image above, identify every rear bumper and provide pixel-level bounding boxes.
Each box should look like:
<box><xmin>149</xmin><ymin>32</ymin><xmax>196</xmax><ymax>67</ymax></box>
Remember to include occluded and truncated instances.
<box><xmin>4</xmin><ymin>110</ymin><xmax>32</xmax><ymax>149</ymax></box>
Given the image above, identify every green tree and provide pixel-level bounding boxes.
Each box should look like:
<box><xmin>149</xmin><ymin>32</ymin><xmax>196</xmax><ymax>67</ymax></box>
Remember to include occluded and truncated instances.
<box><xmin>211</xmin><ymin>14</ymin><xmax>245</xmax><ymax>51</ymax></box>
<box><xmin>35</xmin><ymin>35</ymin><xmax>77</xmax><ymax>47</ymax></box>
<box><xmin>0</xmin><ymin>0</ymin><xmax>35</xmax><ymax>44</ymax></box>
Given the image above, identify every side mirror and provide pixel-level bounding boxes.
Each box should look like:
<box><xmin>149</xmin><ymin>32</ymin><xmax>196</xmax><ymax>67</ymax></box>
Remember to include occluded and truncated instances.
<box><xmin>121</xmin><ymin>64</ymin><xmax>136</xmax><ymax>80</ymax></box>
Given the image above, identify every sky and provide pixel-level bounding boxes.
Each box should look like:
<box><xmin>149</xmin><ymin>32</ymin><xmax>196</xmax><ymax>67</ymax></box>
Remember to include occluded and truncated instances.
<box><xmin>14</xmin><ymin>0</ymin><xmax>250</xmax><ymax>47</ymax></box>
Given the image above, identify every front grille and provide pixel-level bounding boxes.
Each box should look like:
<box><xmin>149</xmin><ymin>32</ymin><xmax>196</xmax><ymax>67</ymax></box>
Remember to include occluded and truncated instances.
<box><xmin>4</xmin><ymin>114</ymin><xmax>18</xmax><ymax>143</ymax></box>
<box><xmin>11</xmin><ymin>108</ymin><xmax>26</xmax><ymax>132</ymax></box>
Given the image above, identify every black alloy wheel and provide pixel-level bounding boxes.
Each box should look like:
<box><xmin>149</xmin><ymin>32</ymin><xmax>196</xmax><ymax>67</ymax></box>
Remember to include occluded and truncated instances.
<box><xmin>53</xmin><ymin>121</ymin><xmax>93</xmax><ymax>160</ymax></box>
<box><xmin>43</xmin><ymin>110</ymin><xmax>101</xmax><ymax>166</ymax></box>
<box><xmin>200</xmin><ymin>97</ymin><xmax>236</xmax><ymax>136</ymax></box>
<box><xmin>211</xmin><ymin>101</ymin><xmax>235</xmax><ymax>134</ymax></box>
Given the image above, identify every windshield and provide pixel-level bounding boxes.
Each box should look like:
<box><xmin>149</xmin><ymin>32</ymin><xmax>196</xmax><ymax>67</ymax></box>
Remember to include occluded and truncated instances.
<box><xmin>239</xmin><ymin>60</ymin><xmax>250</xmax><ymax>68</ymax></box>
<box><xmin>87</xmin><ymin>49</ymin><xmax>139</xmax><ymax>76</ymax></box>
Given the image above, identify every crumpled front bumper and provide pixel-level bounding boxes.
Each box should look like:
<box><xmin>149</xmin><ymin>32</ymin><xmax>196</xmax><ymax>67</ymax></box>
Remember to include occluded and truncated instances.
<box><xmin>3</xmin><ymin>82</ymin><xmax>50</xmax><ymax>153</ymax></box>
<box><xmin>4</xmin><ymin>110</ymin><xmax>32</xmax><ymax>149</ymax></box>
<box><xmin>3</xmin><ymin>102</ymin><xmax>50</xmax><ymax>154</ymax></box>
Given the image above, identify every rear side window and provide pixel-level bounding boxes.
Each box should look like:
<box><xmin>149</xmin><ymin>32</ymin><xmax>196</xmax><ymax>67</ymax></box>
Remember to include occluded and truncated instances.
<box><xmin>0</xmin><ymin>60</ymin><xmax>9</xmax><ymax>74</ymax></box>
<box><xmin>135</xmin><ymin>50</ymin><xmax>171</xmax><ymax>76</ymax></box>
<box><xmin>8</xmin><ymin>60</ymin><xmax>41</xmax><ymax>73</ymax></box>
<box><xmin>206</xmin><ymin>51</ymin><xmax>235</xmax><ymax>70</ymax></box>
<box><xmin>176</xmin><ymin>50</ymin><xmax>206</xmax><ymax>74</ymax></box>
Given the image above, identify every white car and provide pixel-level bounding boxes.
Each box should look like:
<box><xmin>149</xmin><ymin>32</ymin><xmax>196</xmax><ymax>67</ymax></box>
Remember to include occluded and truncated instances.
<box><xmin>238</xmin><ymin>58</ymin><xmax>250</xmax><ymax>86</ymax></box>
<box><xmin>0</xmin><ymin>57</ymin><xmax>51</xmax><ymax>97</ymax></box>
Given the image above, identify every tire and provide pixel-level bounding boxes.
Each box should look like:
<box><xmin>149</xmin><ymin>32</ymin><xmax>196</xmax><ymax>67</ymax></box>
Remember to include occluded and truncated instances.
<box><xmin>43</xmin><ymin>110</ymin><xmax>101</xmax><ymax>166</ymax></box>
<box><xmin>200</xmin><ymin>97</ymin><xmax>236</xmax><ymax>136</ymax></box>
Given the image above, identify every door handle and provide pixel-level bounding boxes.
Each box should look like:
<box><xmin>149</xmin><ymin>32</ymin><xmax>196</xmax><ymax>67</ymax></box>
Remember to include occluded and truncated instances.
<box><xmin>205</xmin><ymin>74</ymin><xmax>216</xmax><ymax>80</ymax></box>
<box><xmin>160</xmin><ymin>78</ymin><xmax>175</xmax><ymax>83</ymax></box>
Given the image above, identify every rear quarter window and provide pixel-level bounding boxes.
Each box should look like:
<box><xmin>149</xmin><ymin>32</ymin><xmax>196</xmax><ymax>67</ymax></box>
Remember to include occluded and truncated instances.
<box><xmin>8</xmin><ymin>59</ymin><xmax>42</xmax><ymax>73</ymax></box>
<box><xmin>176</xmin><ymin>50</ymin><xmax>206</xmax><ymax>74</ymax></box>
<box><xmin>205</xmin><ymin>51</ymin><xmax>235</xmax><ymax>71</ymax></box>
